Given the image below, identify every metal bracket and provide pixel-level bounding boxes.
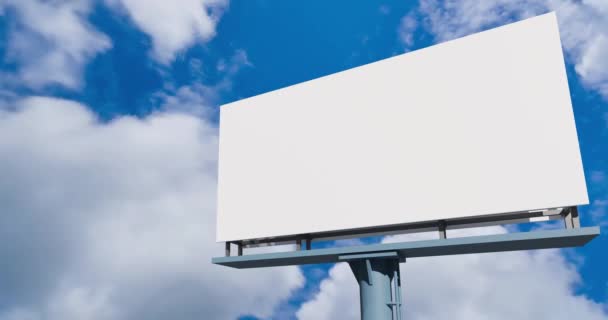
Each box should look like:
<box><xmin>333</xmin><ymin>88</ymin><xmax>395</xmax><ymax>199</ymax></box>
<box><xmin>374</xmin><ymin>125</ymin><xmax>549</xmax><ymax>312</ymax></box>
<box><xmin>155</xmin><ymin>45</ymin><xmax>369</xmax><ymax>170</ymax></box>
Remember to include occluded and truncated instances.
<box><xmin>340</xmin><ymin>252</ymin><xmax>402</xmax><ymax>286</ymax></box>
<box><xmin>296</xmin><ymin>237</ymin><xmax>313</xmax><ymax>251</ymax></box>
<box><xmin>387</xmin><ymin>267</ymin><xmax>404</xmax><ymax>320</ymax></box>
<box><xmin>225</xmin><ymin>242</ymin><xmax>243</xmax><ymax>257</ymax></box>
<box><xmin>562</xmin><ymin>206</ymin><xmax>581</xmax><ymax>229</ymax></box>
<box><xmin>365</xmin><ymin>259</ymin><xmax>373</xmax><ymax>285</ymax></box>
<box><xmin>438</xmin><ymin>220</ymin><xmax>447</xmax><ymax>239</ymax></box>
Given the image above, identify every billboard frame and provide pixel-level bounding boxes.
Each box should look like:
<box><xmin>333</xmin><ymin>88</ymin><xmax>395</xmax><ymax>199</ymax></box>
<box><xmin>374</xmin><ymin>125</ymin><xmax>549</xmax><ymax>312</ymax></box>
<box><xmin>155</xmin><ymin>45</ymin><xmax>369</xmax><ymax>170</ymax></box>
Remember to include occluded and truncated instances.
<box><xmin>222</xmin><ymin>206</ymin><xmax>577</xmax><ymax>257</ymax></box>
<box><xmin>215</xmin><ymin>12</ymin><xmax>588</xmax><ymax>244</ymax></box>
<box><xmin>214</xmin><ymin>206</ymin><xmax>598</xmax><ymax>320</ymax></box>
<box><xmin>213</xmin><ymin>224</ymin><xmax>598</xmax><ymax>269</ymax></box>
<box><xmin>211</xmin><ymin>12</ymin><xmax>598</xmax><ymax>320</ymax></box>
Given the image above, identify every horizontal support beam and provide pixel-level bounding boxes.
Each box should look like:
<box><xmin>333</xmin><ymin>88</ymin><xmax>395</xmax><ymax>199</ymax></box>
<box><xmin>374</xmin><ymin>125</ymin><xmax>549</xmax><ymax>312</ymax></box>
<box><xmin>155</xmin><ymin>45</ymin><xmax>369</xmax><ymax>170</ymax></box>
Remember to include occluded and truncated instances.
<box><xmin>228</xmin><ymin>207</ymin><xmax>568</xmax><ymax>247</ymax></box>
<box><xmin>212</xmin><ymin>227</ymin><xmax>599</xmax><ymax>269</ymax></box>
<box><xmin>339</xmin><ymin>251</ymin><xmax>400</xmax><ymax>261</ymax></box>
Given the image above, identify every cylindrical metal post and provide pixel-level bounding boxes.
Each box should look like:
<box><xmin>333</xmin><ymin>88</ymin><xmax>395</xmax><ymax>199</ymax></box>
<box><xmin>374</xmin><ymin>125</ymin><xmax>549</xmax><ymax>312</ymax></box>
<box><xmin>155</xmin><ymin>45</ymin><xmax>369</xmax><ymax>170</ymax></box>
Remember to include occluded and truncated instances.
<box><xmin>349</xmin><ymin>258</ymin><xmax>401</xmax><ymax>320</ymax></box>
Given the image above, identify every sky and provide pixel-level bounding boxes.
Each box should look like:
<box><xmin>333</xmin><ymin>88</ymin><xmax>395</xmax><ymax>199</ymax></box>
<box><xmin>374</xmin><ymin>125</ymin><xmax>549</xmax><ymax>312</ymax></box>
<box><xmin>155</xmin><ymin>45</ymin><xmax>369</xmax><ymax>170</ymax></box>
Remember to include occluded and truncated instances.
<box><xmin>0</xmin><ymin>1</ymin><xmax>607</xmax><ymax>320</ymax></box>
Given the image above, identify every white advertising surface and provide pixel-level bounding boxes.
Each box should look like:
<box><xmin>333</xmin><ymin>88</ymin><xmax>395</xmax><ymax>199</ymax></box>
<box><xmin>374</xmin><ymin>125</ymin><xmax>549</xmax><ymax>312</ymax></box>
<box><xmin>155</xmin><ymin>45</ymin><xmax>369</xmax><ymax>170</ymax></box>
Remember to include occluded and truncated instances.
<box><xmin>216</xmin><ymin>12</ymin><xmax>588</xmax><ymax>242</ymax></box>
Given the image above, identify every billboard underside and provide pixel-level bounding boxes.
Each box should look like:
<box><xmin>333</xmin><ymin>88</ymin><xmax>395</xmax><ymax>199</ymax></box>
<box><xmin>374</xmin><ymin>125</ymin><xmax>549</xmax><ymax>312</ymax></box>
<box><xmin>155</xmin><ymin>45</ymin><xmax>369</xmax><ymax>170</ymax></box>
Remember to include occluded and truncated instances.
<box><xmin>216</xmin><ymin>12</ymin><xmax>588</xmax><ymax>242</ymax></box>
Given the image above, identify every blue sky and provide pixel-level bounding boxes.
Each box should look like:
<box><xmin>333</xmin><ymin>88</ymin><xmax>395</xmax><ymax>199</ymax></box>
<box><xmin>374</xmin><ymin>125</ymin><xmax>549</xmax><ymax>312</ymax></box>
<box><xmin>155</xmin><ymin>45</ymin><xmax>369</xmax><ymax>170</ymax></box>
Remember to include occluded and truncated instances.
<box><xmin>0</xmin><ymin>1</ymin><xmax>607</xmax><ymax>319</ymax></box>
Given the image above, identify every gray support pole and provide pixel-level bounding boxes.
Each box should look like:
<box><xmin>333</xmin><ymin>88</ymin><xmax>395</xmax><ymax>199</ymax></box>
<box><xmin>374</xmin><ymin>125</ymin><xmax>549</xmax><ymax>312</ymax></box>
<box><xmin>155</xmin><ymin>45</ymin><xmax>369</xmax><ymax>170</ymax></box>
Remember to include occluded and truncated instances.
<box><xmin>349</xmin><ymin>258</ymin><xmax>401</xmax><ymax>320</ymax></box>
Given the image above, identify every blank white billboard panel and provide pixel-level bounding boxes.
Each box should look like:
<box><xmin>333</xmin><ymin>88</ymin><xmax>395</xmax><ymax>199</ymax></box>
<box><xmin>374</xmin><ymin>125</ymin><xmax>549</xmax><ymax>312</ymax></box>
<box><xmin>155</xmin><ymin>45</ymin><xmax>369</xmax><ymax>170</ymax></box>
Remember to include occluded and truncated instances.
<box><xmin>216</xmin><ymin>12</ymin><xmax>588</xmax><ymax>242</ymax></box>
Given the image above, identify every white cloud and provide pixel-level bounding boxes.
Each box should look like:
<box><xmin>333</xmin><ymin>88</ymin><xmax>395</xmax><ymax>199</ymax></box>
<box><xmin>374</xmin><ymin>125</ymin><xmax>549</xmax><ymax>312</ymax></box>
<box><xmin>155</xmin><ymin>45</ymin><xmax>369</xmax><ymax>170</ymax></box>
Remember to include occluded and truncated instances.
<box><xmin>0</xmin><ymin>0</ymin><xmax>232</xmax><ymax>89</ymax></box>
<box><xmin>297</xmin><ymin>227</ymin><xmax>607</xmax><ymax>320</ymax></box>
<box><xmin>379</xmin><ymin>5</ymin><xmax>391</xmax><ymax>15</ymax></box>
<box><xmin>400</xmin><ymin>0</ymin><xmax>608</xmax><ymax>99</ymax></box>
<box><xmin>157</xmin><ymin>84</ymin><xmax>217</xmax><ymax>116</ymax></box>
<box><xmin>298</xmin><ymin>263</ymin><xmax>360</xmax><ymax>320</ymax></box>
<box><xmin>0</xmin><ymin>0</ymin><xmax>111</xmax><ymax>89</ymax></box>
<box><xmin>590</xmin><ymin>199</ymin><xmax>608</xmax><ymax>226</ymax></box>
<box><xmin>216</xmin><ymin>49</ymin><xmax>251</xmax><ymax>75</ymax></box>
<box><xmin>0</xmin><ymin>96</ymin><xmax>303</xmax><ymax>320</ymax></box>
<box><xmin>106</xmin><ymin>0</ymin><xmax>228</xmax><ymax>64</ymax></box>
<box><xmin>156</xmin><ymin>49</ymin><xmax>251</xmax><ymax>115</ymax></box>
<box><xmin>398</xmin><ymin>13</ymin><xmax>417</xmax><ymax>47</ymax></box>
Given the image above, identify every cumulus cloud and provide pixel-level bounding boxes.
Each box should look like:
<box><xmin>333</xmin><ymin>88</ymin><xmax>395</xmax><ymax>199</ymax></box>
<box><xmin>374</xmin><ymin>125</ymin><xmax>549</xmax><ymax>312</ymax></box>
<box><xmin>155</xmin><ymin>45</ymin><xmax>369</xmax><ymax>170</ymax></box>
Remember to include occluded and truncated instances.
<box><xmin>0</xmin><ymin>0</ymin><xmax>111</xmax><ymax>89</ymax></box>
<box><xmin>400</xmin><ymin>0</ymin><xmax>608</xmax><ymax>99</ymax></box>
<box><xmin>0</xmin><ymin>0</ymin><xmax>231</xmax><ymax>90</ymax></box>
<box><xmin>156</xmin><ymin>84</ymin><xmax>217</xmax><ymax>116</ymax></box>
<box><xmin>398</xmin><ymin>13</ymin><xmax>417</xmax><ymax>47</ymax></box>
<box><xmin>105</xmin><ymin>0</ymin><xmax>228</xmax><ymax>64</ymax></box>
<box><xmin>155</xmin><ymin>49</ymin><xmax>251</xmax><ymax>116</ymax></box>
<box><xmin>590</xmin><ymin>199</ymin><xmax>608</xmax><ymax>226</ymax></box>
<box><xmin>0</xmin><ymin>96</ymin><xmax>303</xmax><ymax>320</ymax></box>
<box><xmin>297</xmin><ymin>227</ymin><xmax>607</xmax><ymax>320</ymax></box>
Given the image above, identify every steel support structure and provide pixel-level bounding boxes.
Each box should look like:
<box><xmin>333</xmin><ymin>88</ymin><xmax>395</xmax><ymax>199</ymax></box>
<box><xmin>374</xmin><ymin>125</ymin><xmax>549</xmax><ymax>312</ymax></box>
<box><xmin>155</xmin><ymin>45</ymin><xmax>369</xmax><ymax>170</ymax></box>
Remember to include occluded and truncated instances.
<box><xmin>342</xmin><ymin>252</ymin><xmax>403</xmax><ymax>320</ymax></box>
<box><xmin>232</xmin><ymin>207</ymin><xmax>572</xmax><ymax>250</ymax></box>
<box><xmin>214</xmin><ymin>227</ymin><xmax>600</xmax><ymax>319</ymax></box>
<box><xmin>563</xmin><ymin>206</ymin><xmax>581</xmax><ymax>229</ymax></box>
<box><xmin>215</xmin><ymin>206</ymin><xmax>599</xmax><ymax>320</ymax></box>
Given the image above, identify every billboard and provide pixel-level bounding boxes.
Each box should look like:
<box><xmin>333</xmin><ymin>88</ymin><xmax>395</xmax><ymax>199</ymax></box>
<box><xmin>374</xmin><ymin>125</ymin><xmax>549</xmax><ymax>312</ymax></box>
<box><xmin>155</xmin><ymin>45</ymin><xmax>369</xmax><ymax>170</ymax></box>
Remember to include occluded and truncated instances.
<box><xmin>216</xmin><ymin>12</ymin><xmax>588</xmax><ymax>243</ymax></box>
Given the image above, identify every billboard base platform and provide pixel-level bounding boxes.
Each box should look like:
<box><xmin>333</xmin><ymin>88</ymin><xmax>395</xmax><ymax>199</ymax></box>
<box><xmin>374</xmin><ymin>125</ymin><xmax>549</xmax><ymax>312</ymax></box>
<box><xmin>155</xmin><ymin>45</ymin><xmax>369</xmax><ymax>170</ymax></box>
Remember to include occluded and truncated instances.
<box><xmin>212</xmin><ymin>226</ymin><xmax>599</xmax><ymax>269</ymax></box>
